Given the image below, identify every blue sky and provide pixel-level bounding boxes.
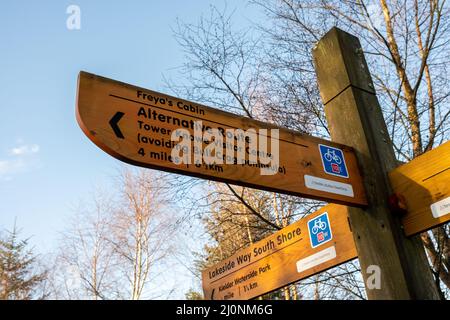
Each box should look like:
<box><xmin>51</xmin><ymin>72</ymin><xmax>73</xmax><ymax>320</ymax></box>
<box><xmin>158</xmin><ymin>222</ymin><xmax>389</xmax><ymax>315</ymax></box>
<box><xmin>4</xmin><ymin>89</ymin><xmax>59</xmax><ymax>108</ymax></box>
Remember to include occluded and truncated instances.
<box><xmin>0</xmin><ymin>0</ymin><xmax>261</xmax><ymax>296</ymax></box>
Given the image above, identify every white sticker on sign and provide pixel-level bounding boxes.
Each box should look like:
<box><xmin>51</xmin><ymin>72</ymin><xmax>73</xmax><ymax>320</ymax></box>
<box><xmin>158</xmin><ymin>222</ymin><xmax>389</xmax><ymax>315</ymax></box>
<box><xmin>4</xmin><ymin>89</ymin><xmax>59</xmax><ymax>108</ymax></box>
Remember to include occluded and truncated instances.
<box><xmin>431</xmin><ymin>196</ymin><xmax>450</xmax><ymax>219</ymax></box>
<box><xmin>304</xmin><ymin>175</ymin><xmax>354</xmax><ymax>197</ymax></box>
<box><xmin>296</xmin><ymin>246</ymin><xmax>337</xmax><ymax>273</ymax></box>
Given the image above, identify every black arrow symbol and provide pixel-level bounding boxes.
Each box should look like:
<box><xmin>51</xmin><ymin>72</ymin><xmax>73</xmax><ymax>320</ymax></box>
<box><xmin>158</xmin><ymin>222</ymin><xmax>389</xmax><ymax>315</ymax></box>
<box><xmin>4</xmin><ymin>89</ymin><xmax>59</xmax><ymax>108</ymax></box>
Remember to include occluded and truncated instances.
<box><xmin>109</xmin><ymin>111</ymin><xmax>125</xmax><ymax>139</ymax></box>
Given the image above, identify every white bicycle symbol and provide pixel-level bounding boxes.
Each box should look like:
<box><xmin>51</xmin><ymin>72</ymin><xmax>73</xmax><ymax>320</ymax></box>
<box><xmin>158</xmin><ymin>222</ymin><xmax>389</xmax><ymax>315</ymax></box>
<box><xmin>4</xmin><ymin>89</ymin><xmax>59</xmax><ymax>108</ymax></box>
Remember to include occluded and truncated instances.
<box><xmin>311</xmin><ymin>218</ymin><xmax>327</xmax><ymax>235</ymax></box>
<box><xmin>324</xmin><ymin>149</ymin><xmax>342</xmax><ymax>164</ymax></box>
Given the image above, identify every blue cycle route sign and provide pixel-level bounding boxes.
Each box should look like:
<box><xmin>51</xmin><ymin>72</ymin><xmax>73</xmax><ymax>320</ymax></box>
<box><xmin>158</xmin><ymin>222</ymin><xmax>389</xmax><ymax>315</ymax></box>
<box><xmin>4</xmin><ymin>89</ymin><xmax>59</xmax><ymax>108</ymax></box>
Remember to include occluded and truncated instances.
<box><xmin>318</xmin><ymin>144</ymin><xmax>349</xmax><ymax>178</ymax></box>
<box><xmin>307</xmin><ymin>212</ymin><xmax>333</xmax><ymax>248</ymax></box>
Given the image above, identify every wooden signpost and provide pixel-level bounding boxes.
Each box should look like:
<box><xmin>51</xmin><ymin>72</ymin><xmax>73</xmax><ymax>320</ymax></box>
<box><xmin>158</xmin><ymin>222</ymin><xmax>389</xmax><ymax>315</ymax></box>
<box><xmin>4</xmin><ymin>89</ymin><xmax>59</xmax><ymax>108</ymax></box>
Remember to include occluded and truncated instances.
<box><xmin>202</xmin><ymin>204</ymin><xmax>357</xmax><ymax>300</ymax></box>
<box><xmin>76</xmin><ymin>71</ymin><xmax>367</xmax><ymax>206</ymax></box>
<box><xmin>75</xmin><ymin>28</ymin><xmax>443</xmax><ymax>300</ymax></box>
<box><xmin>313</xmin><ymin>27</ymin><xmax>439</xmax><ymax>299</ymax></box>
<box><xmin>389</xmin><ymin>141</ymin><xmax>450</xmax><ymax>236</ymax></box>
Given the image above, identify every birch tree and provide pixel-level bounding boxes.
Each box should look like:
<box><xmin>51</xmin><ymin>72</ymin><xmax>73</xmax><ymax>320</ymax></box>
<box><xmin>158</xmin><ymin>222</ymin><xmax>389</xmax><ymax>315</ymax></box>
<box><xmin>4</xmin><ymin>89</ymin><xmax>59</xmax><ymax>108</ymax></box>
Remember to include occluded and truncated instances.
<box><xmin>53</xmin><ymin>169</ymin><xmax>174</xmax><ymax>299</ymax></box>
<box><xmin>169</xmin><ymin>1</ymin><xmax>449</xmax><ymax>299</ymax></box>
<box><xmin>54</xmin><ymin>191</ymin><xmax>121</xmax><ymax>299</ymax></box>
<box><xmin>109</xmin><ymin>169</ymin><xmax>173</xmax><ymax>300</ymax></box>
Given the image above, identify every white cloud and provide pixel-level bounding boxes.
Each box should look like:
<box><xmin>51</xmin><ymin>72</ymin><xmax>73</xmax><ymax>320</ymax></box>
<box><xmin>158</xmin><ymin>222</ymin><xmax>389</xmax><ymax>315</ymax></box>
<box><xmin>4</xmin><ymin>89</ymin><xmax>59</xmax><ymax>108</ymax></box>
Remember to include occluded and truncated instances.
<box><xmin>9</xmin><ymin>144</ymin><xmax>40</xmax><ymax>156</ymax></box>
<box><xmin>0</xmin><ymin>160</ymin><xmax>10</xmax><ymax>174</ymax></box>
<box><xmin>0</xmin><ymin>142</ymin><xmax>40</xmax><ymax>180</ymax></box>
<box><xmin>0</xmin><ymin>159</ymin><xmax>26</xmax><ymax>175</ymax></box>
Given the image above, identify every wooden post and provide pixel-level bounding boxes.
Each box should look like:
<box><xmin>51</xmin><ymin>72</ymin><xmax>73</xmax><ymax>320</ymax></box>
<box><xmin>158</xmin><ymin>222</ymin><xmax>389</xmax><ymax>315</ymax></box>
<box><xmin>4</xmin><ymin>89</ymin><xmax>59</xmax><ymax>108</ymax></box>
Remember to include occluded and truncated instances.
<box><xmin>312</xmin><ymin>27</ymin><xmax>440</xmax><ymax>299</ymax></box>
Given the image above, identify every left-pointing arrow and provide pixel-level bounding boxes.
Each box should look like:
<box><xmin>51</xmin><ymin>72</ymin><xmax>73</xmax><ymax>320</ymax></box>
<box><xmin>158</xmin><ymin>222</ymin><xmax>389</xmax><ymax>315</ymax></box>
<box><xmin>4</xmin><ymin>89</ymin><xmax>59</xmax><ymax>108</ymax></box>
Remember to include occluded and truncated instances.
<box><xmin>109</xmin><ymin>111</ymin><xmax>125</xmax><ymax>139</ymax></box>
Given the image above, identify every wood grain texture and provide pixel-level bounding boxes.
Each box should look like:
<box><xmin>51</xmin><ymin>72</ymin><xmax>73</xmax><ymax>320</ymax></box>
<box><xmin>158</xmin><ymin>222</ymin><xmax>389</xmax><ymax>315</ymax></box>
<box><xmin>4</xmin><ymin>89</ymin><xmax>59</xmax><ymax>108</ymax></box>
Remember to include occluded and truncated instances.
<box><xmin>389</xmin><ymin>141</ymin><xmax>450</xmax><ymax>236</ymax></box>
<box><xmin>201</xmin><ymin>204</ymin><xmax>357</xmax><ymax>300</ymax></box>
<box><xmin>313</xmin><ymin>27</ymin><xmax>440</xmax><ymax>299</ymax></box>
<box><xmin>76</xmin><ymin>71</ymin><xmax>367</xmax><ymax>206</ymax></box>
<box><xmin>313</xmin><ymin>28</ymin><xmax>375</xmax><ymax>104</ymax></box>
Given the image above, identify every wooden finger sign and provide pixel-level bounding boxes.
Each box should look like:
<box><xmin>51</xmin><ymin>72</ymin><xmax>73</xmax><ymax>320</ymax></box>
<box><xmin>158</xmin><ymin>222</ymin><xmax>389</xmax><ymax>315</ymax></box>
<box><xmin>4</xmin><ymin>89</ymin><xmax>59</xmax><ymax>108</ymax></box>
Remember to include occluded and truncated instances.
<box><xmin>76</xmin><ymin>71</ymin><xmax>367</xmax><ymax>206</ymax></box>
<box><xmin>202</xmin><ymin>204</ymin><xmax>357</xmax><ymax>300</ymax></box>
<box><xmin>389</xmin><ymin>141</ymin><xmax>450</xmax><ymax>236</ymax></box>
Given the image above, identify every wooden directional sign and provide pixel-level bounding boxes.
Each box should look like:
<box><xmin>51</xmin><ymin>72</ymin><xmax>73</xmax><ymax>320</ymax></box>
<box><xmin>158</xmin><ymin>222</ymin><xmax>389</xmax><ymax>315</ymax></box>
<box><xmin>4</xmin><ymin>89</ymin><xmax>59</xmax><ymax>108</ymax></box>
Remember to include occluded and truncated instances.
<box><xmin>389</xmin><ymin>141</ymin><xmax>450</xmax><ymax>236</ymax></box>
<box><xmin>76</xmin><ymin>71</ymin><xmax>367</xmax><ymax>206</ymax></box>
<box><xmin>202</xmin><ymin>204</ymin><xmax>357</xmax><ymax>300</ymax></box>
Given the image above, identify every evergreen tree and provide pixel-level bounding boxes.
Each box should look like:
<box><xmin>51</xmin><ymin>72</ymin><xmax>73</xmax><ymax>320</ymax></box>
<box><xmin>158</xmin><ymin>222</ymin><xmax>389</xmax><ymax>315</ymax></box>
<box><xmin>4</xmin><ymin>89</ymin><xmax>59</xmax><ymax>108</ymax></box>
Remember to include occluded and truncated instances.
<box><xmin>0</xmin><ymin>224</ymin><xmax>47</xmax><ymax>300</ymax></box>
